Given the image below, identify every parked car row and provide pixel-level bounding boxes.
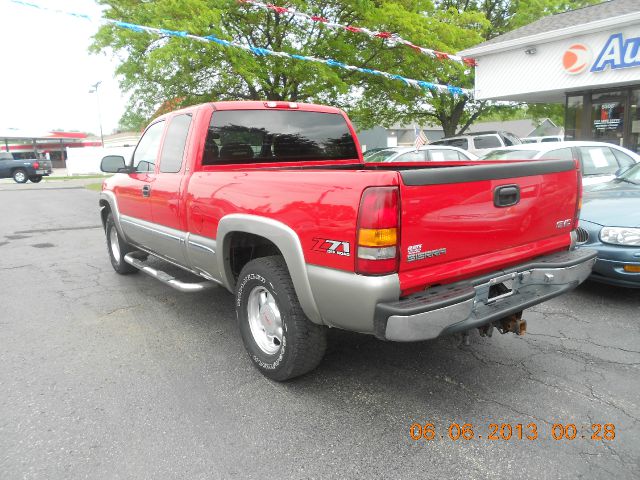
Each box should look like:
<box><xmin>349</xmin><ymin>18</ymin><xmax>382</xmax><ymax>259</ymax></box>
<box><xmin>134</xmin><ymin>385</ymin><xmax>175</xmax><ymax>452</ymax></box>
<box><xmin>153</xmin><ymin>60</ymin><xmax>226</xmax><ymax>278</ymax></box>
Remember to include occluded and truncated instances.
<box><xmin>577</xmin><ymin>163</ymin><xmax>640</xmax><ymax>288</ymax></box>
<box><xmin>364</xmin><ymin>145</ymin><xmax>477</xmax><ymax>162</ymax></box>
<box><xmin>430</xmin><ymin>130</ymin><xmax>522</xmax><ymax>156</ymax></box>
<box><xmin>481</xmin><ymin>141</ymin><xmax>639</xmax><ymax>186</ymax></box>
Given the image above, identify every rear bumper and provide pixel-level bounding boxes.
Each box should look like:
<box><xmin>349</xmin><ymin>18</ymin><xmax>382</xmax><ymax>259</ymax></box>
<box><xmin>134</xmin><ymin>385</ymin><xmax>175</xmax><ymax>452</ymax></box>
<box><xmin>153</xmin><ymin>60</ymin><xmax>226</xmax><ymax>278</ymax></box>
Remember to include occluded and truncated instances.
<box><xmin>374</xmin><ymin>248</ymin><xmax>597</xmax><ymax>342</ymax></box>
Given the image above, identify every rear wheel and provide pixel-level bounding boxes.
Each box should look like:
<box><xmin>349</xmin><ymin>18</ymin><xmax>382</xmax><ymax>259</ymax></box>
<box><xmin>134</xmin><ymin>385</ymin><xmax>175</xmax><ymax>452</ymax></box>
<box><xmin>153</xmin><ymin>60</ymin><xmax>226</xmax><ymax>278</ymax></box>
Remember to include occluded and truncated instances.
<box><xmin>235</xmin><ymin>256</ymin><xmax>326</xmax><ymax>381</ymax></box>
<box><xmin>12</xmin><ymin>169</ymin><xmax>27</xmax><ymax>183</ymax></box>
<box><xmin>29</xmin><ymin>175</ymin><xmax>43</xmax><ymax>183</ymax></box>
<box><xmin>105</xmin><ymin>213</ymin><xmax>138</xmax><ymax>274</ymax></box>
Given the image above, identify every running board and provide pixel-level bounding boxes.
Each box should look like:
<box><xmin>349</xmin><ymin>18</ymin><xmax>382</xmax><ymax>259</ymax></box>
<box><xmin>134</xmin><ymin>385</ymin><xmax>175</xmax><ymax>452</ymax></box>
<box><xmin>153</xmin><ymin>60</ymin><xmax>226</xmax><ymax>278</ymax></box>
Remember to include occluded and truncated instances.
<box><xmin>123</xmin><ymin>252</ymin><xmax>216</xmax><ymax>293</ymax></box>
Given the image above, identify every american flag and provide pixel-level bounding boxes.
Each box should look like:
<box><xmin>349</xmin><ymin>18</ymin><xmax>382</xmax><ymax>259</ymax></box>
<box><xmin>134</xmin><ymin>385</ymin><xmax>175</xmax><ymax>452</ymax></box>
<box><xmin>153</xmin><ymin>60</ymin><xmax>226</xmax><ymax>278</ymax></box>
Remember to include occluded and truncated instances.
<box><xmin>414</xmin><ymin>126</ymin><xmax>428</xmax><ymax>150</ymax></box>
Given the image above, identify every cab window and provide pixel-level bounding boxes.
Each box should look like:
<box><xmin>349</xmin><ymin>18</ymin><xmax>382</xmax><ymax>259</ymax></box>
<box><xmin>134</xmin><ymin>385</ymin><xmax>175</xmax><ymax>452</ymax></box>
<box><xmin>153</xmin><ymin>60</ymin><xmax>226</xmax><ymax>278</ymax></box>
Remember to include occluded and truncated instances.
<box><xmin>203</xmin><ymin>110</ymin><xmax>357</xmax><ymax>165</ymax></box>
<box><xmin>473</xmin><ymin>135</ymin><xmax>501</xmax><ymax>149</ymax></box>
<box><xmin>159</xmin><ymin>114</ymin><xmax>192</xmax><ymax>173</ymax></box>
<box><xmin>132</xmin><ymin>121</ymin><xmax>165</xmax><ymax>173</ymax></box>
<box><xmin>444</xmin><ymin>138</ymin><xmax>469</xmax><ymax>149</ymax></box>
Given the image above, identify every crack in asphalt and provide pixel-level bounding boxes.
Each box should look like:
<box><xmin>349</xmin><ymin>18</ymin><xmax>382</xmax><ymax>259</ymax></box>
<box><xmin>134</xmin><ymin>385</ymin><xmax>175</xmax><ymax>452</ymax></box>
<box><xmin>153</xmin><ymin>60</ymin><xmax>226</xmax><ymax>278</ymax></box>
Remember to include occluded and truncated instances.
<box><xmin>14</xmin><ymin>225</ymin><xmax>101</xmax><ymax>234</ymax></box>
<box><xmin>527</xmin><ymin>332</ymin><xmax>640</xmax><ymax>355</ymax></box>
<box><xmin>0</xmin><ymin>264</ymin><xmax>33</xmax><ymax>271</ymax></box>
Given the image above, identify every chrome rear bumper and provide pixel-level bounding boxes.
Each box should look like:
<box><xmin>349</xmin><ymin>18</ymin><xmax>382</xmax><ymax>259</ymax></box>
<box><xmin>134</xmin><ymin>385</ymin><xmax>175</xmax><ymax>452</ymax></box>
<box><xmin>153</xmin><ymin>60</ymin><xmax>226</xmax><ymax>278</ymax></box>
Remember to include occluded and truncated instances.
<box><xmin>375</xmin><ymin>248</ymin><xmax>597</xmax><ymax>342</ymax></box>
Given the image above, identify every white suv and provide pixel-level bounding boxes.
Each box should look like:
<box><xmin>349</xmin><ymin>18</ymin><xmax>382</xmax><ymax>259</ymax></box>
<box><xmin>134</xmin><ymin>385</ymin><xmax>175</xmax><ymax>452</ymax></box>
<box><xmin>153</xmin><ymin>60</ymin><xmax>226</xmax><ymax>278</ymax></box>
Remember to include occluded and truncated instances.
<box><xmin>431</xmin><ymin>131</ymin><xmax>522</xmax><ymax>156</ymax></box>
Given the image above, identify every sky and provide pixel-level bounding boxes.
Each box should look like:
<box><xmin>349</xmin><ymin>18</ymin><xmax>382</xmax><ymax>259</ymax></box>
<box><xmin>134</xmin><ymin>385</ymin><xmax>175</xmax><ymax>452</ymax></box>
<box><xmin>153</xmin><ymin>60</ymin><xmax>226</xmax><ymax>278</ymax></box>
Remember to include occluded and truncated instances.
<box><xmin>0</xmin><ymin>0</ymin><xmax>127</xmax><ymax>135</ymax></box>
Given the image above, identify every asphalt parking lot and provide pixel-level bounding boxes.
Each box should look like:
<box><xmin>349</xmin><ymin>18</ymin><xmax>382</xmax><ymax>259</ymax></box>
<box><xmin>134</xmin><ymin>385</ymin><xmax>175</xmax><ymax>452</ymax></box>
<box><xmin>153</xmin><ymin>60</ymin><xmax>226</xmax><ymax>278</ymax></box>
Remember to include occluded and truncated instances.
<box><xmin>1</xmin><ymin>180</ymin><xmax>639</xmax><ymax>479</ymax></box>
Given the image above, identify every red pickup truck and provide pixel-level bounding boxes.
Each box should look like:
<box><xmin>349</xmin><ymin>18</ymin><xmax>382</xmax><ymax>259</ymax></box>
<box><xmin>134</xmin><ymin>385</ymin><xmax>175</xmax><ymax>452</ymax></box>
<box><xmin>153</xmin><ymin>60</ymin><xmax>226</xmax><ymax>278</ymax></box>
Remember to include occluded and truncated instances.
<box><xmin>99</xmin><ymin>101</ymin><xmax>596</xmax><ymax>380</ymax></box>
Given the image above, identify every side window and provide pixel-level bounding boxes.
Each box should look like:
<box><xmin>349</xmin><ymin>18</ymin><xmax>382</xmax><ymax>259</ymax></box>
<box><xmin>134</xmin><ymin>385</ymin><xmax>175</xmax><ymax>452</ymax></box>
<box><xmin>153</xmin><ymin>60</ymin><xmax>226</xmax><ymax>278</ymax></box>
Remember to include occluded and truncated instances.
<box><xmin>132</xmin><ymin>121</ymin><xmax>165</xmax><ymax>173</ymax></box>
<box><xmin>394</xmin><ymin>151</ymin><xmax>427</xmax><ymax>162</ymax></box>
<box><xmin>428</xmin><ymin>149</ymin><xmax>460</xmax><ymax>161</ymax></box>
<box><xmin>578</xmin><ymin>147</ymin><xmax>618</xmax><ymax>176</ymax></box>
<box><xmin>610</xmin><ymin>148</ymin><xmax>636</xmax><ymax>168</ymax></box>
<box><xmin>473</xmin><ymin>135</ymin><xmax>502</xmax><ymax>149</ymax></box>
<box><xmin>159</xmin><ymin>114</ymin><xmax>192</xmax><ymax>173</ymax></box>
<box><xmin>445</xmin><ymin>138</ymin><xmax>469</xmax><ymax>149</ymax></box>
<box><xmin>539</xmin><ymin>148</ymin><xmax>574</xmax><ymax>161</ymax></box>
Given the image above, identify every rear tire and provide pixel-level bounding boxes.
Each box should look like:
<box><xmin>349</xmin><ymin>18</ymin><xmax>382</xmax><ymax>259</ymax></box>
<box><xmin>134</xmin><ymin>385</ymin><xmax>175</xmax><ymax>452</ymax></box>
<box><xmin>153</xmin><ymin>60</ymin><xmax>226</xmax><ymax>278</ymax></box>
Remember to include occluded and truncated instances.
<box><xmin>29</xmin><ymin>175</ymin><xmax>43</xmax><ymax>183</ymax></box>
<box><xmin>235</xmin><ymin>256</ymin><xmax>326</xmax><ymax>381</ymax></box>
<box><xmin>105</xmin><ymin>212</ymin><xmax>138</xmax><ymax>274</ymax></box>
<box><xmin>13</xmin><ymin>169</ymin><xmax>27</xmax><ymax>183</ymax></box>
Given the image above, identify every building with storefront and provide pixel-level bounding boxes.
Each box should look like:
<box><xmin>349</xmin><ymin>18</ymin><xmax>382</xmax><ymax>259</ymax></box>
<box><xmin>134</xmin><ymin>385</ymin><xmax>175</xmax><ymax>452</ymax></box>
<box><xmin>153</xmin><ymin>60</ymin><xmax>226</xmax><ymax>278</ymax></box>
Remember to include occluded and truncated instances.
<box><xmin>459</xmin><ymin>0</ymin><xmax>640</xmax><ymax>152</ymax></box>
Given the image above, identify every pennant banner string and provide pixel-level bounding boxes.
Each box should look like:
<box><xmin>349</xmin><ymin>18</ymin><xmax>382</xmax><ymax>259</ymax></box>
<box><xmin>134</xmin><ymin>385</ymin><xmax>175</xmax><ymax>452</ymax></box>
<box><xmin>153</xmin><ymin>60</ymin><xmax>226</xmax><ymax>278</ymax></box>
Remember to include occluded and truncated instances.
<box><xmin>238</xmin><ymin>0</ymin><xmax>477</xmax><ymax>67</ymax></box>
<box><xmin>8</xmin><ymin>0</ymin><xmax>471</xmax><ymax>96</ymax></box>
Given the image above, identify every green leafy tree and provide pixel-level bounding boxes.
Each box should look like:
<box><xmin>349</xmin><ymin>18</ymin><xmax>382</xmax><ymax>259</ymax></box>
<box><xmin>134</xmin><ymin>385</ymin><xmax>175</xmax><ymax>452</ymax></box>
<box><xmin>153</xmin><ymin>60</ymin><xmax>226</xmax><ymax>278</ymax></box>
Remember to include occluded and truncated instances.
<box><xmin>353</xmin><ymin>0</ymin><xmax>602</xmax><ymax>136</ymax></box>
<box><xmin>93</xmin><ymin>0</ymin><xmax>477</xmax><ymax>130</ymax></box>
<box><xmin>93</xmin><ymin>0</ymin><xmax>600</xmax><ymax>137</ymax></box>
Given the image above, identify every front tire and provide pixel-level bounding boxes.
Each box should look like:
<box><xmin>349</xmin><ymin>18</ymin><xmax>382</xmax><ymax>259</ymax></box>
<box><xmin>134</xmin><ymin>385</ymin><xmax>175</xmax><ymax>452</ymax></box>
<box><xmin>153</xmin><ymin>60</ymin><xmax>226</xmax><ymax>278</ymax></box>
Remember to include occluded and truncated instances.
<box><xmin>236</xmin><ymin>256</ymin><xmax>326</xmax><ymax>381</ymax></box>
<box><xmin>13</xmin><ymin>169</ymin><xmax>27</xmax><ymax>183</ymax></box>
<box><xmin>29</xmin><ymin>175</ymin><xmax>43</xmax><ymax>183</ymax></box>
<box><xmin>105</xmin><ymin>213</ymin><xmax>138</xmax><ymax>274</ymax></box>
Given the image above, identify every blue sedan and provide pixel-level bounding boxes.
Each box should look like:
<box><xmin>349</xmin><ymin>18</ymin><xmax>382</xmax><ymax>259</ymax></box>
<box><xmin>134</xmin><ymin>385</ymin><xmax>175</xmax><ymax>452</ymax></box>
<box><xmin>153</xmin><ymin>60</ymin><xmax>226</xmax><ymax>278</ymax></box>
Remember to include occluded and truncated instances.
<box><xmin>577</xmin><ymin>164</ymin><xmax>640</xmax><ymax>288</ymax></box>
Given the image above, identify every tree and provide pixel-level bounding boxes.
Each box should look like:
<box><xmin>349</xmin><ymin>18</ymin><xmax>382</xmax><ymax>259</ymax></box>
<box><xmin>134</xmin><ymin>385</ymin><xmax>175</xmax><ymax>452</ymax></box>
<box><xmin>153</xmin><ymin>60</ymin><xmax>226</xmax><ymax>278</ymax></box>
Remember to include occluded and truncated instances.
<box><xmin>352</xmin><ymin>0</ymin><xmax>603</xmax><ymax>136</ymax></box>
<box><xmin>92</xmin><ymin>0</ymin><xmax>491</xmax><ymax>132</ymax></box>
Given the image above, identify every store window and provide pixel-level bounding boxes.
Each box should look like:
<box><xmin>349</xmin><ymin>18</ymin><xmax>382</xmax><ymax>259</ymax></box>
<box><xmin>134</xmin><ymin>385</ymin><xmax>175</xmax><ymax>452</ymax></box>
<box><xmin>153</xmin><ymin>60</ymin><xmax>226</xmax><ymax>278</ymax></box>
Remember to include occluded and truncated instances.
<box><xmin>630</xmin><ymin>89</ymin><xmax>640</xmax><ymax>153</ymax></box>
<box><xmin>591</xmin><ymin>92</ymin><xmax>625</xmax><ymax>146</ymax></box>
<box><xmin>565</xmin><ymin>95</ymin><xmax>584</xmax><ymax>141</ymax></box>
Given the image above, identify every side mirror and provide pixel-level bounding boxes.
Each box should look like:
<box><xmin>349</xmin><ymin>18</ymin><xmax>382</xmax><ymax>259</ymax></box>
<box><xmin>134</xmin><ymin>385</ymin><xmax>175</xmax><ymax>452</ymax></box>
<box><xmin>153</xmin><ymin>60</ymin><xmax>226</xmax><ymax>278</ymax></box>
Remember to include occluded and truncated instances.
<box><xmin>615</xmin><ymin>165</ymin><xmax>632</xmax><ymax>177</ymax></box>
<box><xmin>101</xmin><ymin>155</ymin><xmax>128</xmax><ymax>173</ymax></box>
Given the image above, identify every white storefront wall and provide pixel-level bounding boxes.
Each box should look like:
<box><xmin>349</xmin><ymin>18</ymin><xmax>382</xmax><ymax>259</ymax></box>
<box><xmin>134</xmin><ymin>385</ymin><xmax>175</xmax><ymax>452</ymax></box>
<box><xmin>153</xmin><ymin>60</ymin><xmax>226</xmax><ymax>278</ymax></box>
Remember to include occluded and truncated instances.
<box><xmin>472</xmin><ymin>24</ymin><xmax>640</xmax><ymax>102</ymax></box>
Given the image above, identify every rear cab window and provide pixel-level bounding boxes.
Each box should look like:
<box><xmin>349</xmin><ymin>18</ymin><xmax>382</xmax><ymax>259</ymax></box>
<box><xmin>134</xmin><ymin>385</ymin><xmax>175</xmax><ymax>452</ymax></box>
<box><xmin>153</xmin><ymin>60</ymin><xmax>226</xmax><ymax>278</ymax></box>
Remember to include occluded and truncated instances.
<box><xmin>202</xmin><ymin>110</ymin><xmax>358</xmax><ymax>165</ymax></box>
<box><xmin>473</xmin><ymin>135</ymin><xmax>502</xmax><ymax>149</ymax></box>
<box><xmin>443</xmin><ymin>138</ymin><xmax>469</xmax><ymax>149</ymax></box>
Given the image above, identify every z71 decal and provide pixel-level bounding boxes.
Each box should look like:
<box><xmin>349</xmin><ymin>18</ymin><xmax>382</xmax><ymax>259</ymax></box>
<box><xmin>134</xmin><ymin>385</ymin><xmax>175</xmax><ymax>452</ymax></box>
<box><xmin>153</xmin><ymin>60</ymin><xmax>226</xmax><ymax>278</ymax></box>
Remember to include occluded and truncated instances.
<box><xmin>407</xmin><ymin>244</ymin><xmax>447</xmax><ymax>262</ymax></box>
<box><xmin>312</xmin><ymin>238</ymin><xmax>351</xmax><ymax>256</ymax></box>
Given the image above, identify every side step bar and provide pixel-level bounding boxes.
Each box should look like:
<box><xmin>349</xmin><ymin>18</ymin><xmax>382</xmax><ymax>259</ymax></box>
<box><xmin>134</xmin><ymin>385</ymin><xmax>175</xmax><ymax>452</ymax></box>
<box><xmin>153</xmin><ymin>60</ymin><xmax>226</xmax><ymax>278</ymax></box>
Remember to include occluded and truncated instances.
<box><xmin>124</xmin><ymin>252</ymin><xmax>216</xmax><ymax>293</ymax></box>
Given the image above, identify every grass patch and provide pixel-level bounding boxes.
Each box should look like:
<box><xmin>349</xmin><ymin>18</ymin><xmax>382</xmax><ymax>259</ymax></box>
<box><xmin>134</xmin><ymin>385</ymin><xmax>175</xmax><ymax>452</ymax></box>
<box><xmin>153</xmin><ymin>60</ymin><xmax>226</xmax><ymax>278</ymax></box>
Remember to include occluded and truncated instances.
<box><xmin>85</xmin><ymin>183</ymin><xmax>103</xmax><ymax>191</ymax></box>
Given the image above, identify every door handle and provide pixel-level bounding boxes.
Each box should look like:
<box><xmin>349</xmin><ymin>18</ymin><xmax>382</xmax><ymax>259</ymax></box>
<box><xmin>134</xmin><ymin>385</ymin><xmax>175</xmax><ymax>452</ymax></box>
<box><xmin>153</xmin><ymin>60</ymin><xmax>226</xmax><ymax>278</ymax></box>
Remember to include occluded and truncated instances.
<box><xmin>494</xmin><ymin>185</ymin><xmax>520</xmax><ymax>207</ymax></box>
<box><xmin>142</xmin><ymin>185</ymin><xmax>151</xmax><ymax>197</ymax></box>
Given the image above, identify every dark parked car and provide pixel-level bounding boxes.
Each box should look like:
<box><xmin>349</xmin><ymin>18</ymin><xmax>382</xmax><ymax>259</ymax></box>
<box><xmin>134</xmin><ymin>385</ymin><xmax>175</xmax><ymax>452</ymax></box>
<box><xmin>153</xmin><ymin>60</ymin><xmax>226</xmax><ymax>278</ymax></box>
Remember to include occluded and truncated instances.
<box><xmin>577</xmin><ymin>164</ymin><xmax>640</xmax><ymax>288</ymax></box>
<box><xmin>0</xmin><ymin>151</ymin><xmax>52</xmax><ymax>183</ymax></box>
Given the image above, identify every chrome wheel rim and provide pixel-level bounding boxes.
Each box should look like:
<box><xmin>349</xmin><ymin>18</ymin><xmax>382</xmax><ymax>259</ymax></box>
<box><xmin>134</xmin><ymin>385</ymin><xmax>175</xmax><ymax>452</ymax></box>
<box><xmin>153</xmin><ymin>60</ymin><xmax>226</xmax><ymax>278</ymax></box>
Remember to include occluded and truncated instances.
<box><xmin>109</xmin><ymin>227</ymin><xmax>121</xmax><ymax>264</ymax></box>
<box><xmin>15</xmin><ymin>171</ymin><xmax>25</xmax><ymax>182</ymax></box>
<box><xmin>247</xmin><ymin>286</ymin><xmax>283</xmax><ymax>355</ymax></box>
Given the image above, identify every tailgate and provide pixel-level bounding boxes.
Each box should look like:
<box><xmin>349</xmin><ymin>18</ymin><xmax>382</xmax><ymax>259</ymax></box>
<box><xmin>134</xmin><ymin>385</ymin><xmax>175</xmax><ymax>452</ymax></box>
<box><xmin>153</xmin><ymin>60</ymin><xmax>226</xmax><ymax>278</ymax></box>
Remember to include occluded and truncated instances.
<box><xmin>398</xmin><ymin>159</ymin><xmax>578</xmax><ymax>287</ymax></box>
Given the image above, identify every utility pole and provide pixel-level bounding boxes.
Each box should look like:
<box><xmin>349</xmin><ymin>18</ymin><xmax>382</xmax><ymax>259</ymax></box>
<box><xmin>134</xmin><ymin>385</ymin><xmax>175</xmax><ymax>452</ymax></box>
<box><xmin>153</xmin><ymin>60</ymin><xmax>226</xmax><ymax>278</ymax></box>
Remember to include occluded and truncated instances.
<box><xmin>89</xmin><ymin>81</ymin><xmax>104</xmax><ymax>146</ymax></box>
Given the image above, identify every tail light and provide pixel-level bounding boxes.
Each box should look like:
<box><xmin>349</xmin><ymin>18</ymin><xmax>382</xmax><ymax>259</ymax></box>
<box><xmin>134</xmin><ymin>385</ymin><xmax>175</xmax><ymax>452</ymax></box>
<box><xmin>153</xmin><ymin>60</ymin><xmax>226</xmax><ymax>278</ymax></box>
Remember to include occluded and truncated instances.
<box><xmin>32</xmin><ymin>161</ymin><xmax>40</xmax><ymax>169</ymax></box>
<box><xmin>573</xmin><ymin>158</ymin><xmax>582</xmax><ymax>228</ymax></box>
<box><xmin>356</xmin><ymin>186</ymin><xmax>400</xmax><ymax>275</ymax></box>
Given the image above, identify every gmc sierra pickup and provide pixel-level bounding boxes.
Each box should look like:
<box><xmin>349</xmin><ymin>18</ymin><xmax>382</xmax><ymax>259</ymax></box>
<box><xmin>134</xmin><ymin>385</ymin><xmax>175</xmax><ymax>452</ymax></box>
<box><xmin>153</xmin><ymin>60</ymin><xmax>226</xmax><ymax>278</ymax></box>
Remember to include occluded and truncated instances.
<box><xmin>99</xmin><ymin>101</ymin><xmax>596</xmax><ymax>381</ymax></box>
